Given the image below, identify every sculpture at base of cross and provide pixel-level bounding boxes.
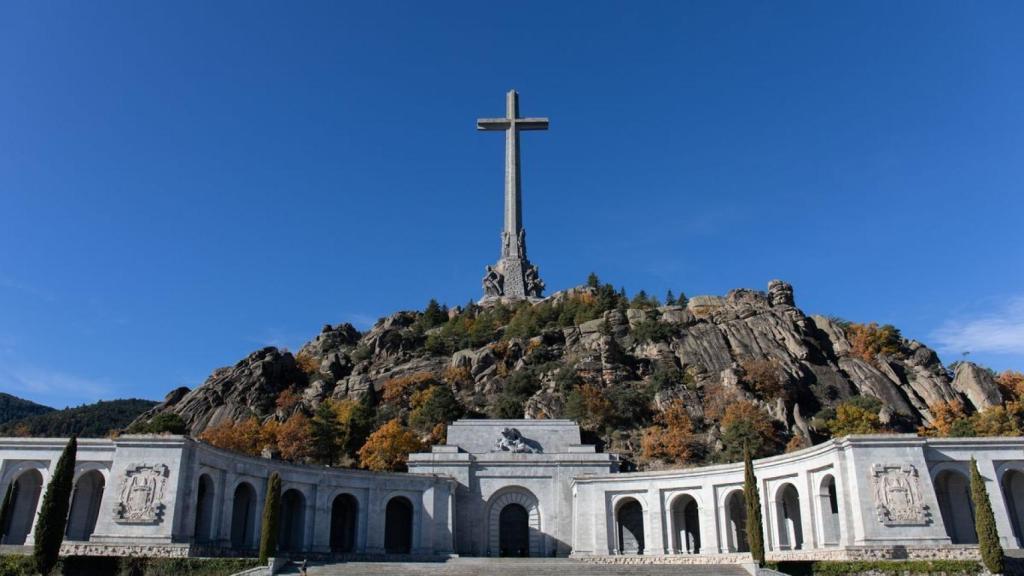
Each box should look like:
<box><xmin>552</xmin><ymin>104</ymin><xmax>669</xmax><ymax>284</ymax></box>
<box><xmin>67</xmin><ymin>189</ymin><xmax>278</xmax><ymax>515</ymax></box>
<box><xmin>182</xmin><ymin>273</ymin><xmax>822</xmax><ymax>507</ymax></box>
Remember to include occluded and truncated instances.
<box><xmin>483</xmin><ymin>265</ymin><xmax>504</xmax><ymax>298</ymax></box>
<box><xmin>481</xmin><ymin>260</ymin><xmax>544</xmax><ymax>300</ymax></box>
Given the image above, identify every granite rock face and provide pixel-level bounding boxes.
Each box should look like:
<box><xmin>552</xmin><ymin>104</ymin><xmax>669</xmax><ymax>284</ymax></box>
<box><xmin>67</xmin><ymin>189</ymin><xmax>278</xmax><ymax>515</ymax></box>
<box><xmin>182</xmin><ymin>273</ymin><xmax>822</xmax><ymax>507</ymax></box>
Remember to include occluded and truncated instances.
<box><xmin>136</xmin><ymin>281</ymin><xmax>1001</xmax><ymax>462</ymax></box>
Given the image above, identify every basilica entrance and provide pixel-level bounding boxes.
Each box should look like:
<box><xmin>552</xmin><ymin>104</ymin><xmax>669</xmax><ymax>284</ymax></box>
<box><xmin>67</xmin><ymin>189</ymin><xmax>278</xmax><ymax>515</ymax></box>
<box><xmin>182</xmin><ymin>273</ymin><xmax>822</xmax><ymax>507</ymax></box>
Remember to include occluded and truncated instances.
<box><xmin>499</xmin><ymin>503</ymin><xmax>530</xmax><ymax>557</ymax></box>
<box><xmin>486</xmin><ymin>488</ymin><xmax>542</xmax><ymax>557</ymax></box>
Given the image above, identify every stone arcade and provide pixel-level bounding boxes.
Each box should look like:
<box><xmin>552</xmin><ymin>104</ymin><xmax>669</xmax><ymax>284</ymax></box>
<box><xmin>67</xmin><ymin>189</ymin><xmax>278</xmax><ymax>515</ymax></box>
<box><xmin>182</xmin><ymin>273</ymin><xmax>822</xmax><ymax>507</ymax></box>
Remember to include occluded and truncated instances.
<box><xmin>2</xmin><ymin>423</ymin><xmax>1024</xmax><ymax>564</ymax></box>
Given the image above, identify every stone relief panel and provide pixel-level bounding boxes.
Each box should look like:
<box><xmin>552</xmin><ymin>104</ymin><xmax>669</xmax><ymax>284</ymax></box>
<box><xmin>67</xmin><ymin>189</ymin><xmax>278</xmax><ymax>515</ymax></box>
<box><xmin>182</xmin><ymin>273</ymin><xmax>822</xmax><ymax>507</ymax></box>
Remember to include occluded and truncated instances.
<box><xmin>114</xmin><ymin>463</ymin><xmax>169</xmax><ymax>524</ymax></box>
<box><xmin>493</xmin><ymin>427</ymin><xmax>541</xmax><ymax>453</ymax></box>
<box><xmin>870</xmin><ymin>463</ymin><xmax>930</xmax><ymax>526</ymax></box>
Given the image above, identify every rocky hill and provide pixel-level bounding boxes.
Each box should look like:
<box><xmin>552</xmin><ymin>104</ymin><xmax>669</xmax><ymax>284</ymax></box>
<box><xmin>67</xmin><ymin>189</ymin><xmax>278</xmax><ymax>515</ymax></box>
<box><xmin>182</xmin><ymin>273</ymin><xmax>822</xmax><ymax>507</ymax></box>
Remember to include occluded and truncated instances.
<box><xmin>133</xmin><ymin>279</ymin><xmax>1009</xmax><ymax>466</ymax></box>
<box><xmin>0</xmin><ymin>393</ymin><xmax>54</xmax><ymax>426</ymax></box>
<box><xmin>1</xmin><ymin>398</ymin><xmax>157</xmax><ymax>438</ymax></box>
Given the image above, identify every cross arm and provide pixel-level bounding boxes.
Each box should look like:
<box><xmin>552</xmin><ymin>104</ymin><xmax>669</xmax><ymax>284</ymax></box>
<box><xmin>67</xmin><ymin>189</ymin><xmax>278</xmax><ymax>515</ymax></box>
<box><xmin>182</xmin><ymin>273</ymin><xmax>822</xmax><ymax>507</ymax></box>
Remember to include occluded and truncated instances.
<box><xmin>477</xmin><ymin>118</ymin><xmax>511</xmax><ymax>131</ymax></box>
<box><xmin>516</xmin><ymin>118</ymin><xmax>549</xmax><ymax>131</ymax></box>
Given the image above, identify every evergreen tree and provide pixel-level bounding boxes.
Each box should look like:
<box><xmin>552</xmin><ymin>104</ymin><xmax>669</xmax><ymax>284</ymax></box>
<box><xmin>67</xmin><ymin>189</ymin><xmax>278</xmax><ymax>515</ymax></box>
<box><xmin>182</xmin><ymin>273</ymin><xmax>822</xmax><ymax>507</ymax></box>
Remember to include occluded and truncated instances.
<box><xmin>344</xmin><ymin>388</ymin><xmax>377</xmax><ymax>458</ymax></box>
<box><xmin>309</xmin><ymin>403</ymin><xmax>342</xmax><ymax>465</ymax></box>
<box><xmin>743</xmin><ymin>447</ymin><xmax>765</xmax><ymax>566</ymax></box>
<box><xmin>34</xmin><ymin>436</ymin><xmax>77</xmax><ymax>575</ymax></box>
<box><xmin>665</xmin><ymin>290</ymin><xmax>676</xmax><ymax>306</ymax></box>
<box><xmin>586</xmin><ymin>272</ymin><xmax>600</xmax><ymax>288</ymax></box>
<box><xmin>421</xmin><ymin>299</ymin><xmax>448</xmax><ymax>329</ymax></box>
<box><xmin>258</xmin><ymin>472</ymin><xmax>282</xmax><ymax>564</ymax></box>
<box><xmin>677</xmin><ymin>291</ymin><xmax>688</xmax><ymax>307</ymax></box>
<box><xmin>970</xmin><ymin>458</ymin><xmax>1004</xmax><ymax>574</ymax></box>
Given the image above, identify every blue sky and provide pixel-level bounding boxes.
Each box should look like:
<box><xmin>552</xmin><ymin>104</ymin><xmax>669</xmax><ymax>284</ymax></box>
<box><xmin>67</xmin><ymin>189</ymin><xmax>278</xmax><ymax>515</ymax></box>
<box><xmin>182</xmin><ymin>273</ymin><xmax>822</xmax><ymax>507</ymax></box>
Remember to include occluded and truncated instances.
<box><xmin>1</xmin><ymin>1</ymin><xmax>1022</xmax><ymax>408</ymax></box>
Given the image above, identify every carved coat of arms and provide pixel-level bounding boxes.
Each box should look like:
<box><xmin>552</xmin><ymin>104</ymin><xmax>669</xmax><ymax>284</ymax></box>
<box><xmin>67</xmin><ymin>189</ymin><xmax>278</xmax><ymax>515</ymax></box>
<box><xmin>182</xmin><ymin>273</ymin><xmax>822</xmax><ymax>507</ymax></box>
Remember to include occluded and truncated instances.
<box><xmin>871</xmin><ymin>463</ymin><xmax>929</xmax><ymax>525</ymax></box>
<box><xmin>114</xmin><ymin>463</ymin><xmax>169</xmax><ymax>524</ymax></box>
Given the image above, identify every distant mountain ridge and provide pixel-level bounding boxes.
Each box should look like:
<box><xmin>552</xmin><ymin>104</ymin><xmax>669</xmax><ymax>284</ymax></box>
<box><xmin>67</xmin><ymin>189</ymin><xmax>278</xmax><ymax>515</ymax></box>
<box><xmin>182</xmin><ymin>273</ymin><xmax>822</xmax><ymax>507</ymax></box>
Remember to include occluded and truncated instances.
<box><xmin>0</xmin><ymin>392</ymin><xmax>54</xmax><ymax>425</ymax></box>
<box><xmin>0</xmin><ymin>398</ymin><xmax>157</xmax><ymax>438</ymax></box>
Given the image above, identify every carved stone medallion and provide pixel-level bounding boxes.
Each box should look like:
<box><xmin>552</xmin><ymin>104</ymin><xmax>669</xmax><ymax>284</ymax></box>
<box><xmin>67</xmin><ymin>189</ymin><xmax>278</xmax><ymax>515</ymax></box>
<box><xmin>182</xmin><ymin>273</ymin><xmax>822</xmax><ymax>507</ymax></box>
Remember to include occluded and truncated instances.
<box><xmin>114</xmin><ymin>463</ymin><xmax>169</xmax><ymax>524</ymax></box>
<box><xmin>870</xmin><ymin>463</ymin><xmax>930</xmax><ymax>526</ymax></box>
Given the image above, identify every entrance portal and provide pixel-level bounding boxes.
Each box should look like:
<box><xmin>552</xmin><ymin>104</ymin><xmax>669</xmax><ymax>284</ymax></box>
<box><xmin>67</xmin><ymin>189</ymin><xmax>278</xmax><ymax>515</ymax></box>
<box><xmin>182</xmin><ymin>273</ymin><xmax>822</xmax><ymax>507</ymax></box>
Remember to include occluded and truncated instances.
<box><xmin>499</xmin><ymin>503</ymin><xmax>529</xmax><ymax>557</ymax></box>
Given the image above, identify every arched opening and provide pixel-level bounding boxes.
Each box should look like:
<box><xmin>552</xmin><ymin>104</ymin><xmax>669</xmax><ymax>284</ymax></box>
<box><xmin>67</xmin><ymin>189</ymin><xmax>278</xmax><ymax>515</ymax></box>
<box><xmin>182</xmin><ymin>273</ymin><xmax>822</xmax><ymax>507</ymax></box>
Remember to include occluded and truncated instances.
<box><xmin>935</xmin><ymin>470</ymin><xmax>977</xmax><ymax>544</ymax></box>
<box><xmin>670</xmin><ymin>494</ymin><xmax>700</xmax><ymax>554</ymax></box>
<box><xmin>279</xmin><ymin>488</ymin><xmax>306</xmax><ymax>552</ymax></box>
<box><xmin>193</xmin><ymin>474</ymin><xmax>215</xmax><ymax>543</ymax></box>
<box><xmin>330</xmin><ymin>493</ymin><xmax>358</xmax><ymax>554</ymax></box>
<box><xmin>0</xmin><ymin>469</ymin><xmax>44</xmax><ymax>545</ymax></box>
<box><xmin>230</xmin><ymin>482</ymin><xmax>257</xmax><ymax>550</ymax></box>
<box><xmin>818</xmin><ymin>475</ymin><xmax>840</xmax><ymax>547</ymax></box>
<box><xmin>615</xmin><ymin>498</ymin><xmax>645</xmax><ymax>555</ymax></box>
<box><xmin>725</xmin><ymin>490</ymin><xmax>749</xmax><ymax>553</ymax></box>
<box><xmin>775</xmin><ymin>483</ymin><xmax>803</xmax><ymax>550</ymax></box>
<box><xmin>499</xmin><ymin>503</ymin><xmax>529</xmax><ymax>557</ymax></box>
<box><xmin>1002</xmin><ymin>470</ymin><xmax>1024</xmax><ymax>548</ymax></box>
<box><xmin>486</xmin><ymin>489</ymin><xmax>543</xmax><ymax>557</ymax></box>
<box><xmin>384</xmin><ymin>496</ymin><xmax>413</xmax><ymax>554</ymax></box>
<box><xmin>66</xmin><ymin>470</ymin><xmax>105</xmax><ymax>541</ymax></box>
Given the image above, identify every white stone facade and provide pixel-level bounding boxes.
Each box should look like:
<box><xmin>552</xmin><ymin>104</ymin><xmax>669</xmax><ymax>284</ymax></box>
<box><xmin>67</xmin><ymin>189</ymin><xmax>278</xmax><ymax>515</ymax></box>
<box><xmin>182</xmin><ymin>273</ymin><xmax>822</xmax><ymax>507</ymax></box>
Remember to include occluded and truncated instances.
<box><xmin>1</xmin><ymin>423</ymin><xmax>1023</xmax><ymax>563</ymax></box>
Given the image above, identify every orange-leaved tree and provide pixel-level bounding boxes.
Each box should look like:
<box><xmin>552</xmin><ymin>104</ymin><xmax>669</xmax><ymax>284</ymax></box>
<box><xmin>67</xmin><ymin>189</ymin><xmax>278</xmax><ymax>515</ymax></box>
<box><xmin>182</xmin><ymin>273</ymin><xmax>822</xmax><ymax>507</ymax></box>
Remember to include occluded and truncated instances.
<box><xmin>640</xmin><ymin>399</ymin><xmax>696</xmax><ymax>465</ymax></box>
<box><xmin>358</xmin><ymin>419</ymin><xmax>424</xmax><ymax>472</ymax></box>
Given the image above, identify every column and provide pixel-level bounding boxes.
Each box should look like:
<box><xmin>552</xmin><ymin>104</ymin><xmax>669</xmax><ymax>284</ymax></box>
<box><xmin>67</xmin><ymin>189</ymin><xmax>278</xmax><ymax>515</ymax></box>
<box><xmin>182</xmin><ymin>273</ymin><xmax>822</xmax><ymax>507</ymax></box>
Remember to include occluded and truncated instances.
<box><xmin>644</xmin><ymin>487</ymin><xmax>665</xmax><ymax>555</ymax></box>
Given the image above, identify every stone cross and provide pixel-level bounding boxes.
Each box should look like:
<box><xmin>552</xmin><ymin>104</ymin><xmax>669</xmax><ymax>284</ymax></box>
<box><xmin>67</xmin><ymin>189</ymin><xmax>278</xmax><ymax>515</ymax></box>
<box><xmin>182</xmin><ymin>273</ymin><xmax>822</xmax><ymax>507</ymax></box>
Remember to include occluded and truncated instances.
<box><xmin>477</xmin><ymin>90</ymin><xmax>548</xmax><ymax>299</ymax></box>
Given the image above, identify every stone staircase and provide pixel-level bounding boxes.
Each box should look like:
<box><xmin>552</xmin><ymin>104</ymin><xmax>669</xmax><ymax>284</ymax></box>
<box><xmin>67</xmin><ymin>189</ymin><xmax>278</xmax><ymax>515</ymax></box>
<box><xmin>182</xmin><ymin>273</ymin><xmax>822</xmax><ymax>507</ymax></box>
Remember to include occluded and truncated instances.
<box><xmin>286</xmin><ymin>557</ymin><xmax>751</xmax><ymax>576</ymax></box>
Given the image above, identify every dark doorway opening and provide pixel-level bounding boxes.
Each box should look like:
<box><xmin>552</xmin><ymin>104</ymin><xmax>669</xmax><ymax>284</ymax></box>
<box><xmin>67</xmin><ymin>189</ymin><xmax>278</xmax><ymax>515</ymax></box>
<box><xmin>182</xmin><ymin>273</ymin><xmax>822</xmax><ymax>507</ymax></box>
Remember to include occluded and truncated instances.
<box><xmin>384</xmin><ymin>497</ymin><xmax>413</xmax><ymax>554</ymax></box>
<box><xmin>331</xmin><ymin>493</ymin><xmax>357</xmax><ymax>553</ymax></box>
<box><xmin>499</xmin><ymin>503</ymin><xmax>529</xmax><ymax>557</ymax></box>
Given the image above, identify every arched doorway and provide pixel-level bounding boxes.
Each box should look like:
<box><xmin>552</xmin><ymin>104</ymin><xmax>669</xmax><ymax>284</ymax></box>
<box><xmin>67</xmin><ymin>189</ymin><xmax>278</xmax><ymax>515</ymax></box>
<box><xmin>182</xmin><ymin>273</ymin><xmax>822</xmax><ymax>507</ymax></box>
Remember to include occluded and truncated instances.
<box><xmin>818</xmin><ymin>475</ymin><xmax>840</xmax><ymax>547</ymax></box>
<box><xmin>330</xmin><ymin>493</ymin><xmax>358</xmax><ymax>554</ymax></box>
<box><xmin>384</xmin><ymin>496</ymin><xmax>413</xmax><ymax>554</ymax></box>
<box><xmin>486</xmin><ymin>489</ymin><xmax>542</xmax><ymax>557</ymax></box>
<box><xmin>935</xmin><ymin>470</ymin><xmax>977</xmax><ymax>544</ymax></box>
<box><xmin>616</xmin><ymin>498</ymin><xmax>645</xmax><ymax>555</ymax></box>
<box><xmin>670</xmin><ymin>494</ymin><xmax>700</xmax><ymax>554</ymax></box>
<box><xmin>0</xmin><ymin>469</ymin><xmax>43</xmax><ymax>545</ymax></box>
<box><xmin>66</xmin><ymin>470</ymin><xmax>105</xmax><ymax>541</ymax></box>
<box><xmin>230</xmin><ymin>482</ymin><xmax>258</xmax><ymax>550</ymax></box>
<box><xmin>279</xmin><ymin>489</ymin><xmax>306</xmax><ymax>552</ymax></box>
<box><xmin>1002</xmin><ymin>470</ymin><xmax>1024</xmax><ymax>547</ymax></box>
<box><xmin>775</xmin><ymin>483</ymin><xmax>803</xmax><ymax>550</ymax></box>
<box><xmin>725</xmin><ymin>490</ymin><xmax>749</xmax><ymax>553</ymax></box>
<box><xmin>194</xmin><ymin>474</ymin><xmax>215</xmax><ymax>543</ymax></box>
<box><xmin>499</xmin><ymin>503</ymin><xmax>529</xmax><ymax>557</ymax></box>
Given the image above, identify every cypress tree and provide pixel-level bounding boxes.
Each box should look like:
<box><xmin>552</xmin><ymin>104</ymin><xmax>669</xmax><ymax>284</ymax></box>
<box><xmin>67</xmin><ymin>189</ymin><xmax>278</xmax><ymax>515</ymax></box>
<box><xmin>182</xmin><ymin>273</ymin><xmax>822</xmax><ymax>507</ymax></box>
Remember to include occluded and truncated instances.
<box><xmin>34</xmin><ymin>436</ymin><xmax>77</xmax><ymax>575</ymax></box>
<box><xmin>743</xmin><ymin>447</ymin><xmax>765</xmax><ymax>566</ymax></box>
<box><xmin>970</xmin><ymin>458</ymin><xmax>1004</xmax><ymax>574</ymax></box>
<box><xmin>258</xmin><ymin>472</ymin><xmax>282</xmax><ymax>564</ymax></box>
<box><xmin>0</xmin><ymin>481</ymin><xmax>14</xmax><ymax>543</ymax></box>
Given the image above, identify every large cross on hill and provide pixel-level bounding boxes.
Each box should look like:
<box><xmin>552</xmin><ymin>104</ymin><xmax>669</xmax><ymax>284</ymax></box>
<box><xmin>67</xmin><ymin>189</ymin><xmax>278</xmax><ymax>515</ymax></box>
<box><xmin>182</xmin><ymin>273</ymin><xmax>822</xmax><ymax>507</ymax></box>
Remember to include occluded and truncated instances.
<box><xmin>477</xmin><ymin>90</ymin><xmax>548</xmax><ymax>300</ymax></box>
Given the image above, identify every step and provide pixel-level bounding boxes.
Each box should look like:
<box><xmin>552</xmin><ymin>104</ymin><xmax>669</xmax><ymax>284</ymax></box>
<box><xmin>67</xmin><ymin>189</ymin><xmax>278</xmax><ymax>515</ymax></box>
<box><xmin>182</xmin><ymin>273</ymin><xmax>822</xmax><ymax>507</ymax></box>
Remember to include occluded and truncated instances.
<box><xmin>292</xmin><ymin>558</ymin><xmax>750</xmax><ymax>576</ymax></box>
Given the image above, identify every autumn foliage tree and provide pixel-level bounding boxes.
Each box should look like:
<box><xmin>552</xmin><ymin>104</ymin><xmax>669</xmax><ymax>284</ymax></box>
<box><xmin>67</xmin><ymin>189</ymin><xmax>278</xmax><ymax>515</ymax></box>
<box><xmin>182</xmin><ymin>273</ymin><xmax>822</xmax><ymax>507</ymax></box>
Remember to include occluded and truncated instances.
<box><xmin>739</xmin><ymin>358</ymin><xmax>785</xmax><ymax>401</ymax></box>
<box><xmin>720</xmin><ymin>400</ymin><xmax>777</xmax><ymax>461</ymax></box>
<box><xmin>827</xmin><ymin>399</ymin><xmax>885</xmax><ymax>437</ymax></box>
<box><xmin>846</xmin><ymin>322</ymin><xmax>902</xmax><ymax>363</ymax></box>
<box><xmin>641</xmin><ymin>399</ymin><xmax>696</xmax><ymax>465</ymax></box>
<box><xmin>276</xmin><ymin>412</ymin><xmax>312</xmax><ymax>462</ymax></box>
<box><xmin>358</xmin><ymin>419</ymin><xmax>424</xmax><ymax>472</ymax></box>
<box><xmin>199</xmin><ymin>418</ymin><xmax>266</xmax><ymax>456</ymax></box>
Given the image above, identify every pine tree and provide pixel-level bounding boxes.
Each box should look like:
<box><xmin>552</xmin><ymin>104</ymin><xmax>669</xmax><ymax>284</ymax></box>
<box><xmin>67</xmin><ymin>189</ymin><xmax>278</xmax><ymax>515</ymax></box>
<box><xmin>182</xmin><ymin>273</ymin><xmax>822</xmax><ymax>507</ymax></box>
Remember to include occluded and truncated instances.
<box><xmin>665</xmin><ymin>290</ymin><xmax>676</xmax><ymax>306</ymax></box>
<box><xmin>743</xmin><ymin>447</ymin><xmax>765</xmax><ymax>566</ymax></box>
<box><xmin>586</xmin><ymin>272</ymin><xmax>600</xmax><ymax>288</ymax></box>
<box><xmin>309</xmin><ymin>402</ymin><xmax>342</xmax><ymax>465</ymax></box>
<box><xmin>970</xmin><ymin>458</ymin><xmax>1004</xmax><ymax>574</ymax></box>
<box><xmin>259</xmin><ymin>472</ymin><xmax>282</xmax><ymax>564</ymax></box>
<box><xmin>34</xmin><ymin>436</ymin><xmax>77</xmax><ymax>575</ymax></box>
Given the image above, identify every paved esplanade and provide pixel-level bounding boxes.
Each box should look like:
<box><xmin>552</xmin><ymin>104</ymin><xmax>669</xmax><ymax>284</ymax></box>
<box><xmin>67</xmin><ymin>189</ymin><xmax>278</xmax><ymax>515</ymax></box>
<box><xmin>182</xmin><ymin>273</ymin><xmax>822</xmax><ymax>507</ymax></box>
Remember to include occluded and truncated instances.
<box><xmin>478</xmin><ymin>90</ymin><xmax>547</xmax><ymax>299</ymax></box>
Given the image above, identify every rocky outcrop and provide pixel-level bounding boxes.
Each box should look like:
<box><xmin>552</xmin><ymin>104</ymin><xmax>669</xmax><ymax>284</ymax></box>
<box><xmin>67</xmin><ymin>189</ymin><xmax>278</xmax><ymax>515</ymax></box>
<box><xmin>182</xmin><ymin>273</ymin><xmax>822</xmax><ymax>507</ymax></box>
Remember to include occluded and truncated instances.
<box><xmin>136</xmin><ymin>280</ymin><xmax>1006</xmax><ymax>461</ymax></box>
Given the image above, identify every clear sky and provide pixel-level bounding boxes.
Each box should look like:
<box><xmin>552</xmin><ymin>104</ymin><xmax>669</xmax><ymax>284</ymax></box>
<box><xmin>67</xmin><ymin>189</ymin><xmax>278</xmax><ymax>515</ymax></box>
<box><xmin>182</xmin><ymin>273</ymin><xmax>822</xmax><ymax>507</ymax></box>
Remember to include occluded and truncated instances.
<box><xmin>1</xmin><ymin>1</ymin><xmax>1022</xmax><ymax>408</ymax></box>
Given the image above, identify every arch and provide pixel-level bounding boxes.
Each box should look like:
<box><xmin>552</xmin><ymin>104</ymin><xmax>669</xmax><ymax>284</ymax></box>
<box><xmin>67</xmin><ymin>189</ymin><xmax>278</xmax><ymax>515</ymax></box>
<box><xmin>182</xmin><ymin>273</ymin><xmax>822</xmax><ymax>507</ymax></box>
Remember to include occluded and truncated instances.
<box><xmin>65</xmin><ymin>470</ymin><xmax>105</xmax><ymax>541</ymax></box>
<box><xmin>775</xmin><ymin>483</ymin><xmax>803</xmax><ymax>550</ymax></box>
<box><xmin>0</xmin><ymin>469</ymin><xmax>43</xmax><ymax>545</ymax></box>
<box><xmin>279</xmin><ymin>488</ymin><xmax>306</xmax><ymax>552</ymax></box>
<box><xmin>193</xmin><ymin>473</ymin><xmax>215</xmax><ymax>543</ymax></box>
<box><xmin>384</xmin><ymin>496</ymin><xmax>413</xmax><ymax>554</ymax></box>
<box><xmin>1002</xmin><ymin>469</ymin><xmax>1024</xmax><ymax>547</ymax></box>
<box><xmin>669</xmin><ymin>494</ymin><xmax>700</xmax><ymax>554</ymax></box>
<box><xmin>935</xmin><ymin>469</ymin><xmax>977</xmax><ymax>544</ymax></box>
<box><xmin>330</xmin><ymin>493</ymin><xmax>358</xmax><ymax>554</ymax></box>
<box><xmin>818</xmin><ymin>474</ymin><xmax>840</xmax><ymax>547</ymax></box>
<box><xmin>486</xmin><ymin>489</ymin><xmax>542</xmax><ymax>557</ymax></box>
<box><xmin>725</xmin><ymin>490</ymin><xmax>749</xmax><ymax>553</ymax></box>
<box><xmin>230</xmin><ymin>481</ymin><xmax>258</xmax><ymax>550</ymax></box>
<box><xmin>615</xmin><ymin>497</ymin><xmax>645</xmax><ymax>555</ymax></box>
